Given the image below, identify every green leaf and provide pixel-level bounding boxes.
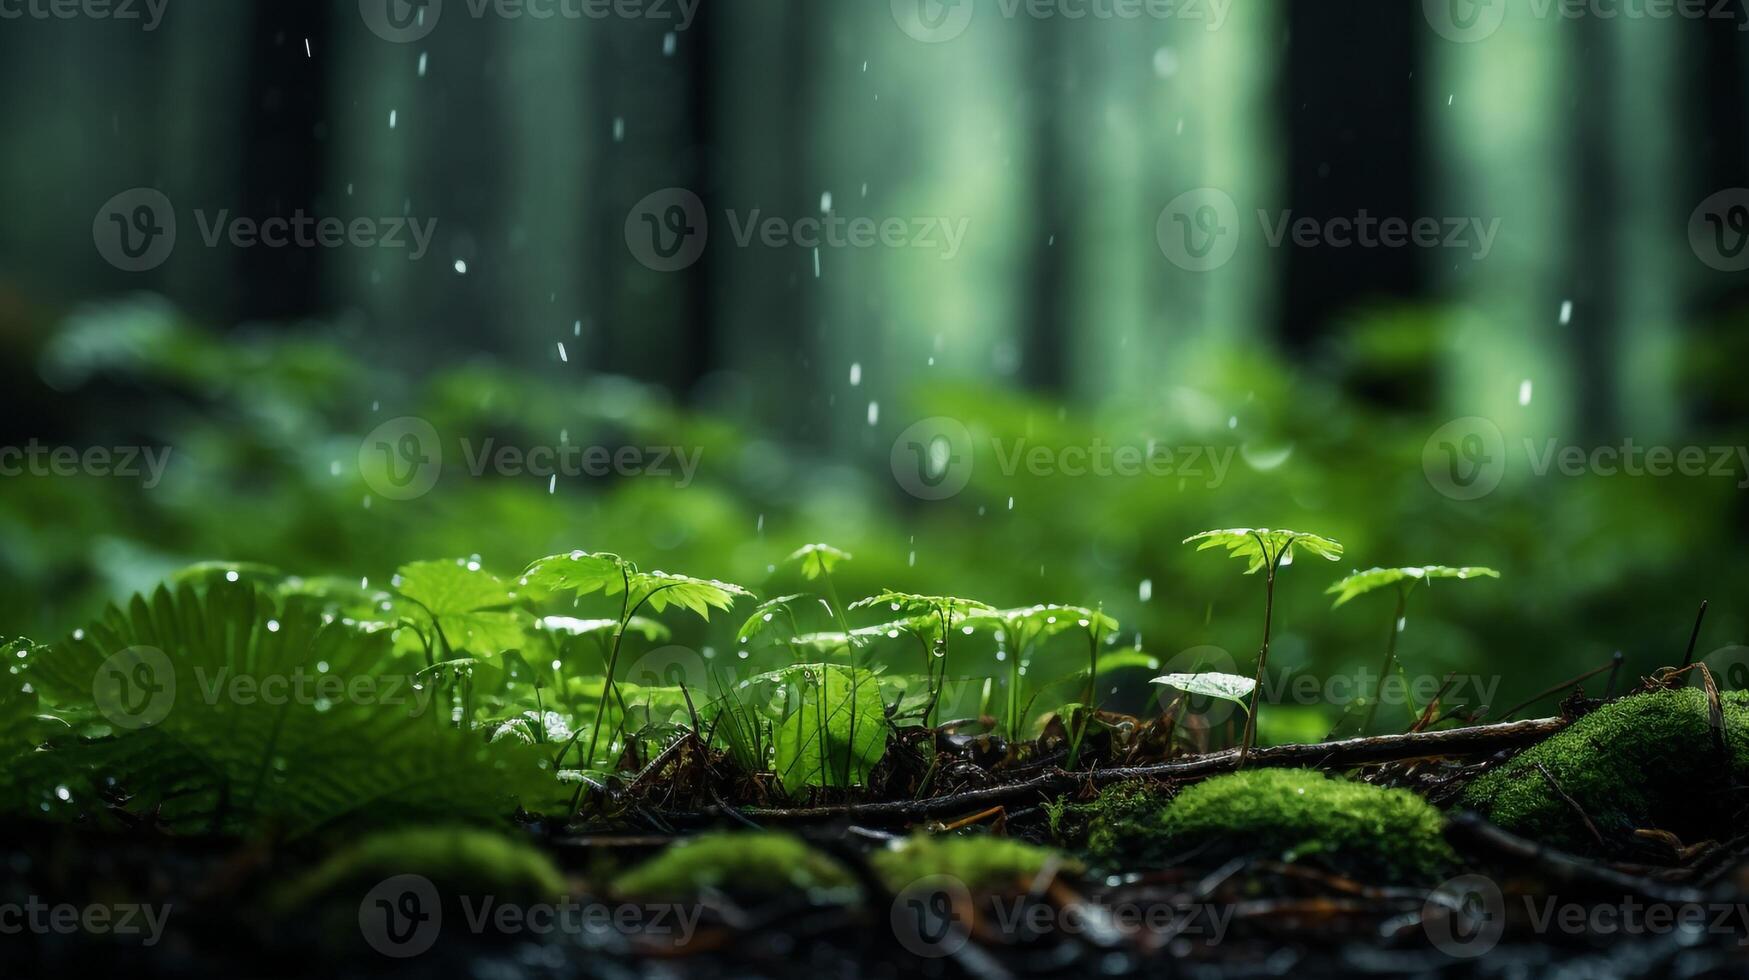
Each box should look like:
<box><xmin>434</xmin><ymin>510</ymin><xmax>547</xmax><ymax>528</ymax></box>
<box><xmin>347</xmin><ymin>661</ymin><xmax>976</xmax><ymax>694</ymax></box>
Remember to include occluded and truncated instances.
<box><xmin>1183</xmin><ymin>528</ymin><xmax>1345</xmax><ymax>574</ymax></box>
<box><xmin>393</xmin><ymin>559</ymin><xmax>529</xmax><ymax>656</ymax></box>
<box><xmin>519</xmin><ymin>551</ymin><xmax>629</xmax><ymax>600</ymax></box>
<box><xmin>847</xmin><ymin>591</ymin><xmax>994</xmax><ymax>632</ymax></box>
<box><xmin>785</xmin><ymin>543</ymin><xmax>852</xmax><ymax>580</ymax></box>
<box><xmin>540</xmin><ymin>615</ymin><xmax>670</xmax><ymax>643</ymax></box>
<box><xmin>1326</xmin><ymin>566</ymin><xmax>1501</xmax><ymax>607</ymax></box>
<box><xmin>962</xmin><ymin>604</ymin><xmax>1120</xmax><ymax>643</ymax></box>
<box><xmin>521</xmin><ymin>552</ymin><xmax>751</xmax><ymax>623</ymax></box>
<box><xmin>756</xmin><ymin>664</ymin><xmax>888</xmax><ymax>796</ymax></box>
<box><xmin>737</xmin><ymin>594</ymin><xmax>809</xmax><ymax>644</ymax></box>
<box><xmin>1152</xmin><ymin>672</ymin><xmax>1258</xmax><ymax>706</ymax></box>
<box><xmin>27</xmin><ymin>580</ymin><xmax>563</xmax><ymax>835</ymax></box>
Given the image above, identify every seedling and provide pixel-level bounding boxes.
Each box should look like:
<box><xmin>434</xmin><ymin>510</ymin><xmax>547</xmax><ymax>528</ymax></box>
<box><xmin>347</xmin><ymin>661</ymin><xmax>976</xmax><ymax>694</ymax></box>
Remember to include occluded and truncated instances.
<box><xmin>1184</xmin><ymin>528</ymin><xmax>1343</xmax><ymax>765</ymax></box>
<box><xmin>962</xmin><ymin>604</ymin><xmax>1118</xmax><ymax>738</ymax></box>
<box><xmin>1327</xmin><ymin>565</ymin><xmax>1499</xmax><ymax>733</ymax></box>
<box><xmin>848</xmin><ymin>591</ymin><xmax>994</xmax><ymax>726</ymax></box>
<box><xmin>520</xmin><ymin>551</ymin><xmax>750</xmax><ymax>776</ymax></box>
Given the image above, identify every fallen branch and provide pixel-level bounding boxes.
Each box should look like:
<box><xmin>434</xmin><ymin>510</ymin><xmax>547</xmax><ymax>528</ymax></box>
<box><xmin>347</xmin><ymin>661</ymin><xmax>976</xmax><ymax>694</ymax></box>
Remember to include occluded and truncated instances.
<box><xmin>676</xmin><ymin>715</ymin><xmax>1568</xmax><ymax>825</ymax></box>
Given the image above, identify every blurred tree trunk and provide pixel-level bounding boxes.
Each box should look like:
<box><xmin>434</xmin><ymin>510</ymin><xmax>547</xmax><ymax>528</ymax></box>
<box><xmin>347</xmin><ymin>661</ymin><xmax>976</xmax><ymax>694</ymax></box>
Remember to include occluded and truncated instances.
<box><xmin>1277</xmin><ymin>0</ymin><xmax>1426</xmax><ymax>350</ymax></box>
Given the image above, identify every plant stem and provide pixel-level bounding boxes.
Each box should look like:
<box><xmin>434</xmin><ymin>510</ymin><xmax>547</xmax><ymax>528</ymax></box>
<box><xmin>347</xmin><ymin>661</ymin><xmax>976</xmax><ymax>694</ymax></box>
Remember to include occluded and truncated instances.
<box><xmin>1362</xmin><ymin>586</ymin><xmax>1409</xmax><ymax>735</ymax></box>
<box><xmin>581</xmin><ymin>582</ymin><xmax>676</xmax><ymax>772</ymax></box>
<box><xmin>1239</xmin><ymin>556</ymin><xmax>1277</xmax><ymax>767</ymax></box>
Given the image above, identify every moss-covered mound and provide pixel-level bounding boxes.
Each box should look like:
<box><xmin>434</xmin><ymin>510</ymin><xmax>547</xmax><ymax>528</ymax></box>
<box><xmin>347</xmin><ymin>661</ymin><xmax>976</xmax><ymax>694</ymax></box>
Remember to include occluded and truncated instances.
<box><xmin>1462</xmin><ymin>688</ymin><xmax>1749</xmax><ymax>853</ymax></box>
<box><xmin>612</xmin><ymin>831</ymin><xmax>857</xmax><ymax>902</ymax></box>
<box><xmin>1069</xmin><ymin>780</ymin><xmax>1178</xmax><ymax>868</ymax></box>
<box><xmin>1163</xmin><ymin>769</ymin><xmax>1457</xmax><ymax>883</ymax></box>
<box><xmin>276</xmin><ymin>825</ymin><xmax>568</xmax><ymax>911</ymax></box>
<box><xmin>871</xmin><ymin>833</ymin><xmax>1078</xmax><ymax>893</ymax></box>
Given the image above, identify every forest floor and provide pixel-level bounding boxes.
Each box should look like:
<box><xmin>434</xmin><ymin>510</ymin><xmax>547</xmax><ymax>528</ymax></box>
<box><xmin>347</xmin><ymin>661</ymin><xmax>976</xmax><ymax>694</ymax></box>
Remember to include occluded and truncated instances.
<box><xmin>7</xmin><ymin>685</ymin><xmax>1749</xmax><ymax>979</ymax></box>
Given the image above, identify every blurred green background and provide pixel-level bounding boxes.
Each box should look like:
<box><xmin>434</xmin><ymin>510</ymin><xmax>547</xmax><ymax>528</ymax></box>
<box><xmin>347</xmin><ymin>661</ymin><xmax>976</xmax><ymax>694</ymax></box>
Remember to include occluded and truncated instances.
<box><xmin>2</xmin><ymin>0</ymin><xmax>1748</xmax><ymax>723</ymax></box>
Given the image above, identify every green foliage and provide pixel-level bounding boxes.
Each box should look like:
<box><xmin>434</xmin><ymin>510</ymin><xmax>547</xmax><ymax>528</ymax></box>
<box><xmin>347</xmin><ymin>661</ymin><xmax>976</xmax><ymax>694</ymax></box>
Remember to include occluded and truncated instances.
<box><xmin>521</xmin><ymin>552</ymin><xmax>751</xmax><ymax>621</ymax></box>
<box><xmin>612</xmin><ymin>831</ymin><xmax>857</xmax><ymax>900</ymax></box>
<box><xmin>1184</xmin><ymin>528</ymin><xmax>1345</xmax><ymax>574</ymax></box>
<box><xmin>757</xmin><ymin>663</ymin><xmax>889</xmax><ymax>795</ymax></box>
<box><xmin>786</xmin><ymin>543</ymin><xmax>852</xmax><ymax>581</ymax></box>
<box><xmin>274</xmin><ymin>825</ymin><xmax>568</xmax><ymax>911</ymax></box>
<box><xmin>1075</xmin><ymin>780</ymin><xmax>1178</xmax><ymax>868</ymax></box>
<box><xmin>1158</xmin><ymin>769</ymin><xmax>1458</xmax><ymax>883</ymax></box>
<box><xmin>1151</xmin><ymin>672</ymin><xmax>1256</xmax><ymax>709</ymax></box>
<box><xmin>1326</xmin><ymin>565</ymin><xmax>1499</xmax><ymax>607</ymax></box>
<box><xmin>19</xmin><ymin>579</ymin><xmax>563</xmax><ymax>835</ymax></box>
<box><xmin>1462</xmin><ymin>688</ymin><xmax>1749</xmax><ymax>853</ymax></box>
<box><xmin>539</xmin><ymin>615</ymin><xmax>670</xmax><ymax>643</ymax></box>
<box><xmin>393</xmin><ymin>559</ymin><xmax>529</xmax><ymax>656</ymax></box>
<box><xmin>848</xmin><ymin>591</ymin><xmax>994</xmax><ymax>627</ymax></box>
<box><xmin>870</xmin><ymin>833</ymin><xmax>1080</xmax><ymax>892</ymax></box>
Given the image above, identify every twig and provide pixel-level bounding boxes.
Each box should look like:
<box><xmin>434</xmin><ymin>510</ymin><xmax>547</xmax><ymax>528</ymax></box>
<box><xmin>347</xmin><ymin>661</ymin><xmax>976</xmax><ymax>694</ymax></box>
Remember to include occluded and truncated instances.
<box><xmin>677</xmin><ymin>716</ymin><xmax>1568</xmax><ymax>825</ymax></box>
<box><xmin>1445</xmin><ymin>810</ymin><xmax>1708</xmax><ymax>906</ymax></box>
<box><xmin>1497</xmin><ymin>660</ymin><xmax>1615</xmax><ymax>720</ymax></box>
<box><xmin>1534</xmin><ymin>762</ymin><xmax>1606</xmax><ymax>850</ymax></box>
<box><xmin>1682</xmin><ymin>600</ymin><xmax>1709</xmax><ymax>668</ymax></box>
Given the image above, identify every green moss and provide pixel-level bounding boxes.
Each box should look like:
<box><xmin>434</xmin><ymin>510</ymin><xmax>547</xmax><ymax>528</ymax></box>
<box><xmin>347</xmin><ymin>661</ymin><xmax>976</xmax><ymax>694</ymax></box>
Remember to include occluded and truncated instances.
<box><xmin>276</xmin><ymin>825</ymin><xmax>567</xmax><ymax>911</ymax></box>
<box><xmin>611</xmin><ymin>831</ymin><xmax>857</xmax><ymax>901</ymax></box>
<box><xmin>1462</xmin><ymin>688</ymin><xmax>1749</xmax><ymax>852</ymax></box>
<box><xmin>1080</xmin><ymin>780</ymin><xmax>1177</xmax><ymax>867</ymax></box>
<box><xmin>870</xmin><ymin>833</ymin><xmax>1079</xmax><ymax>893</ymax></box>
<box><xmin>1157</xmin><ymin>769</ymin><xmax>1457</xmax><ymax>883</ymax></box>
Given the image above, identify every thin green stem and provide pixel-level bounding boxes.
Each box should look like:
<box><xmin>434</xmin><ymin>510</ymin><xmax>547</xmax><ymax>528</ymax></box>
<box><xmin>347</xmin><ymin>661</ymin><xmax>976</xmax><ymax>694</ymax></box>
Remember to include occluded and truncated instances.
<box><xmin>1363</xmin><ymin>586</ymin><xmax>1409</xmax><ymax>735</ymax></box>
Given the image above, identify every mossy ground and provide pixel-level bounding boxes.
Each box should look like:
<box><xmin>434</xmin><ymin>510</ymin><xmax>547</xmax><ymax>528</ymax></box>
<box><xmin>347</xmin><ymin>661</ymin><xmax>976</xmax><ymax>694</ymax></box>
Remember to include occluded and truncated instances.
<box><xmin>611</xmin><ymin>831</ymin><xmax>858</xmax><ymax>901</ymax></box>
<box><xmin>1462</xmin><ymin>687</ymin><xmax>1749</xmax><ymax>853</ymax></box>
<box><xmin>275</xmin><ymin>825</ymin><xmax>569</xmax><ymax>911</ymax></box>
<box><xmin>1055</xmin><ymin>779</ymin><xmax>1178</xmax><ymax>869</ymax></box>
<box><xmin>1075</xmin><ymin>770</ymin><xmax>1455</xmax><ymax>884</ymax></box>
<box><xmin>870</xmin><ymin>833</ymin><xmax>1078</xmax><ymax>892</ymax></box>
